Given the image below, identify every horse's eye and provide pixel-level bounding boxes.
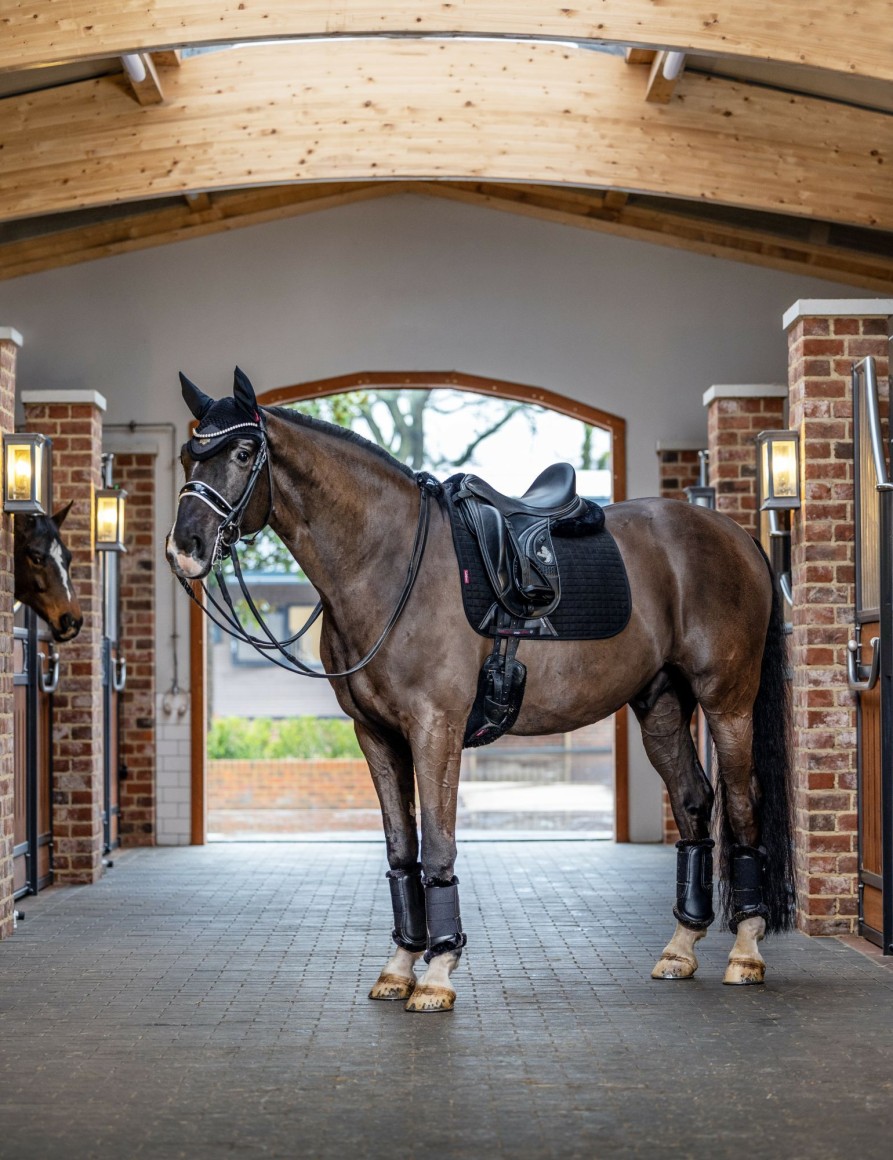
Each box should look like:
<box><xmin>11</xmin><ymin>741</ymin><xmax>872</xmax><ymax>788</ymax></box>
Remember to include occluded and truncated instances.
<box><xmin>236</xmin><ymin>448</ymin><xmax>251</xmax><ymax>465</ymax></box>
<box><xmin>28</xmin><ymin>551</ymin><xmax>45</xmax><ymax>566</ymax></box>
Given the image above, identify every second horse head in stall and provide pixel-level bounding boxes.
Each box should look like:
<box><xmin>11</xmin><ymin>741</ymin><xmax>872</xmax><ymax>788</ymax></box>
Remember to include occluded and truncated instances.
<box><xmin>14</xmin><ymin>502</ymin><xmax>83</xmax><ymax>641</ymax></box>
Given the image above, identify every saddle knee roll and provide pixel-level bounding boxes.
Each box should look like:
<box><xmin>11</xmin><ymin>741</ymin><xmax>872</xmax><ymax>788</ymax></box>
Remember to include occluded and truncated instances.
<box><xmin>728</xmin><ymin>844</ymin><xmax>770</xmax><ymax>932</ymax></box>
<box><xmin>386</xmin><ymin>866</ymin><xmax>427</xmax><ymax>953</ymax></box>
<box><xmin>673</xmin><ymin>838</ymin><xmax>716</xmax><ymax>930</ymax></box>
<box><xmin>423</xmin><ymin>877</ymin><xmax>467</xmax><ymax>962</ymax></box>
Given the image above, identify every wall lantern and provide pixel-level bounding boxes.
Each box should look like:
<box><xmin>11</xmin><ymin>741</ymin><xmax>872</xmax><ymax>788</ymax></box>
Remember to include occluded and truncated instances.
<box><xmin>95</xmin><ymin>487</ymin><xmax>127</xmax><ymax>552</ymax></box>
<box><xmin>2</xmin><ymin>431</ymin><xmax>49</xmax><ymax>514</ymax></box>
<box><xmin>757</xmin><ymin>429</ymin><xmax>801</xmax><ymax>522</ymax></box>
<box><xmin>684</xmin><ymin>448</ymin><xmax>716</xmax><ymax>509</ymax></box>
<box><xmin>757</xmin><ymin>429</ymin><xmax>800</xmax><ymax>614</ymax></box>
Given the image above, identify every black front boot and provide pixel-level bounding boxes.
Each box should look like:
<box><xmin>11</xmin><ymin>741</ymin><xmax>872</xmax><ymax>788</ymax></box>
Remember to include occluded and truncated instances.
<box><xmin>386</xmin><ymin>866</ymin><xmax>427</xmax><ymax>952</ymax></box>
<box><xmin>673</xmin><ymin>838</ymin><xmax>716</xmax><ymax>931</ymax></box>
<box><xmin>423</xmin><ymin>877</ymin><xmax>468</xmax><ymax>963</ymax></box>
<box><xmin>728</xmin><ymin>844</ymin><xmax>770</xmax><ymax>932</ymax></box>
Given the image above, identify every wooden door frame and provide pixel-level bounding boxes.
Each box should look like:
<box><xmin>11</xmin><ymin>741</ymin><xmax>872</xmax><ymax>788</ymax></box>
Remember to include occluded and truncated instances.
<box><xmin>190</xmin><ymin>370</ymin><xmax>629</xmax><ymax>843</ymax></box>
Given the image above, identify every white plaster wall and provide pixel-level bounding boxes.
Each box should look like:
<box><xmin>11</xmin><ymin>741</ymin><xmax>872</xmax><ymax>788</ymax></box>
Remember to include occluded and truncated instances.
<box><xmin>0</xmin><ymin>194</ymin><xmax>870</xmax><ymax>842</ymax></box>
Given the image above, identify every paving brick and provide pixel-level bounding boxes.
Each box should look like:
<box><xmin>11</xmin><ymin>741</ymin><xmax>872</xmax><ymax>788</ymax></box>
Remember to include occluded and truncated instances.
<box><xmin>2</xmin><ymin>841</ymin><xmax>893</xmax><ymax>1158</ymax></box>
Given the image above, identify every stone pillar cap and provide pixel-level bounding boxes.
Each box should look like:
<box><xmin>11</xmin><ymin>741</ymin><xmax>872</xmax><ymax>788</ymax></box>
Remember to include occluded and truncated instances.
<box><xmin>20</xmin><ymin>388</ymin><xmax>107</xmax><ymax>412</ymax></box>
<box><xmin>702</xmin><ymin>384</ymin><xmax>787</xmax><ymax>407</ymax></box>
<box><xmin>0</xmin><ymin>327</ymin><xmax>23</xmax><ymax>347</ymax></box>
<box><xmin>655</xmin><ymin>439</ymin><xmax>706</xmax><ymax>452</ymax></box>
<box><xmin>783</xmin><ymin>298</ymin><xmax>893</xmax><ymax>331</ymax></box>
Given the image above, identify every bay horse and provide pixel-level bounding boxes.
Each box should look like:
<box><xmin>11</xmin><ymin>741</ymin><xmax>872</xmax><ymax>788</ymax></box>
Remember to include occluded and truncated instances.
<box><xmin>14</xmin><ymin>502</ymin><xmax>83</xmax><ymax>641</ymax></box>
<box><xmin>167</xmin><ymin>369</ymin><xmax>795</xmax><ymax>1013</ymax></box>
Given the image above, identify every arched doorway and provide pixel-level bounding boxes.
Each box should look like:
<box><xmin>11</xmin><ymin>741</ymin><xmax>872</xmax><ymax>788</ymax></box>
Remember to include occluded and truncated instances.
<box><xmin>190</xmin><ymin>372</ymin><xmax>628</xmax><ymax>842</ymax></box>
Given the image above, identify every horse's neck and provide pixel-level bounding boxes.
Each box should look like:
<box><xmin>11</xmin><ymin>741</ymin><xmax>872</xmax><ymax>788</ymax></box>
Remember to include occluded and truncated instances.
<box><xmin>266</xmin><ymin>417</ymin><xmax>418</xmax><ymax>599</ymax></box>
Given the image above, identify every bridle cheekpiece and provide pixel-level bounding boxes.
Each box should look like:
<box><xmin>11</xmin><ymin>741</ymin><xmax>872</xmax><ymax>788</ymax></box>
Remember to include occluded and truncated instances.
<box><xmin>177</xmin><ymin>416</ymin><xmax>271</xmax><ymax>561</ymax></box>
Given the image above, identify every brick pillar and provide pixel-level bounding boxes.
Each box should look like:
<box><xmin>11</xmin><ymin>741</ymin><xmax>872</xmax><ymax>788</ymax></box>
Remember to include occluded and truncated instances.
<box><xmin>655</xmin><ymin>441</ymin><xmax>703</xmax><ymax>503</ymax></box>
<box><xmin>656</xmin><ymin>440</ymin><xmax>706</xmax><ymax>842</ymax></box>
<box><xmin>115</xmin><ymin>452</ymin><xmax>156</xmax><ymax>846</ymax></box>
<box><xmin>0</xmin><ymin>327</ymin><xmax>23</xmax><ymax>939</ymax></box>
<box><xmin>785</xmin><ymin>299</ymin><xmax>892</xmax><ymax>935</ymax></box>
<box><xmin>21</xmin><ymin>389</ymin><xmax>107</xmax><ymax>884</ymax></box>
<box><xmin>703</xmin><ymin>385</ymin><xmax>788</xmax><ymax>534</ymax></box>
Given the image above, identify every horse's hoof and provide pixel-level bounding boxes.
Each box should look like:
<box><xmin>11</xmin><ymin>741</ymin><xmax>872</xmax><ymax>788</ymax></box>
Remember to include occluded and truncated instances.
<box><xmin>404</xmin><ymin>984</ymin><xmax>455</xmax><ymax>1013</ymax></box>
<box><xmin>723</xmin><ymin>958</ymin><xmax>766</xmax><ymax>986</ymax></box>
<box><xmin>651</xmin><ymin>953</ymin><xmax>697</xmax><ymax>980</ymax></box>
<box><xmin>369</xmin><ymin>972</ymin><xmax>416</xmax><ymax>1001</ymax></box>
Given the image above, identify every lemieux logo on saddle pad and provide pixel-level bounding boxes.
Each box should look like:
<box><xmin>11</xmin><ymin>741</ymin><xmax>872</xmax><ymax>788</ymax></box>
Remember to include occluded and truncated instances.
<box><xmin>443</xmin><ymin>476</ymin><xmax>632</xmax><ymax>641</ymax></box>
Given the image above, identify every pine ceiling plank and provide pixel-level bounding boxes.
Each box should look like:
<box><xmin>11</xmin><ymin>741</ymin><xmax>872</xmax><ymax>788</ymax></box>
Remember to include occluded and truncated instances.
<box><xmin>2</xmin><ymin>1</ymin><xmax>892</xmax><ymax>83</ymax></box>
<box><xmin>0</xmin><ymin>40</ymin><xmax>890</xmax><ymax>229</ymax></box>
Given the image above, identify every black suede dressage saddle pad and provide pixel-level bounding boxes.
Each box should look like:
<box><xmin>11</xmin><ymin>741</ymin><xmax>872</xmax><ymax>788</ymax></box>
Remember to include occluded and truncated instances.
<box><xmin>442</xmin><ymin>477</ymin><xmax>632</xmax><ymax>640</ymax></box>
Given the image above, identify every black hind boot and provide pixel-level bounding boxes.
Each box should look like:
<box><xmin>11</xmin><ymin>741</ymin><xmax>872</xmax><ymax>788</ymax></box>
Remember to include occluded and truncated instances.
<box><xmin>728</xmin><ymin>844</ymin><xmax>770</xmax><ymax>932</ymax></box>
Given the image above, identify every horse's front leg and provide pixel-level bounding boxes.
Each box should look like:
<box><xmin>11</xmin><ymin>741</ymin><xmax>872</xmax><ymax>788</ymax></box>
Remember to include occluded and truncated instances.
<box><xmin>404</xmin><ymin>716</ymin><xmax>467</xmax><ymax>1014</ymax></box>
<box><xmin>355</xmin><ymin>723</ymin><xmax>426</xmax><ymax>1002</ymax></box>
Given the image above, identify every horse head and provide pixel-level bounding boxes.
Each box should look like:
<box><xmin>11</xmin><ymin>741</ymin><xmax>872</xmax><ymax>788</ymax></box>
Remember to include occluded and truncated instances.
<box><xmin>166</xmin><ymin>367</ymin><xmax>270</xmax><ymax>580</ymax></box>
<box><xmin>14</xmin><ymin>501</ymin><xmax>83</xmax><ymax>641</ymax></box>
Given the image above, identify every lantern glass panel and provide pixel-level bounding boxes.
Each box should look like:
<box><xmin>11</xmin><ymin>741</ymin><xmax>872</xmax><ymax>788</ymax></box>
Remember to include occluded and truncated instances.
<box><xmin>96</xmin><ymin>494</ymin><xmax>120</xmax><ymax>544</ymax></box>
<box><xmin>771</xmin><ymin>439</ymin><xmax>798</xmax><ymax>499</ymax></box>
<box><xmin>3</xmin><ymin>434</ymin><xmax>47</xmax><ymax>512</ymax></box>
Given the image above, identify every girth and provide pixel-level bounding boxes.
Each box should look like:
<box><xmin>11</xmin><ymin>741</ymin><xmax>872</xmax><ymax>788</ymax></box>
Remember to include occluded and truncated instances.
<box><xmin>454</xmin><ymin>463</ymin><xmax>595</xmax><ymax>622</ymax></box>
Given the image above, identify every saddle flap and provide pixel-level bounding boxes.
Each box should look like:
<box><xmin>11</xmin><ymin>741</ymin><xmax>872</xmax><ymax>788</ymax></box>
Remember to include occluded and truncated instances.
<box><xmin>460</xmin><ymin>500</ymin><xmax>511</xmax><ymax>601</ymax></box>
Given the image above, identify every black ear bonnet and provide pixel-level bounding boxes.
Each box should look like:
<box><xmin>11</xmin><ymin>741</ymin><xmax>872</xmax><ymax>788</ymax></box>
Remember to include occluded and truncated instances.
<box><xmin>181</xmin><ymin>367</ymin><xmax>264</xmax><ymax>461</ymax></box>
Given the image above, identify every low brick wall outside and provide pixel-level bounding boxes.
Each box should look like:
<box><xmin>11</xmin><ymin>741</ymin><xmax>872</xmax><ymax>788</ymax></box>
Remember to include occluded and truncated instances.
<box><xmin>209</xmin><ymin>759</ymin><xmax>378</xmax><ymax>811</ymax></box>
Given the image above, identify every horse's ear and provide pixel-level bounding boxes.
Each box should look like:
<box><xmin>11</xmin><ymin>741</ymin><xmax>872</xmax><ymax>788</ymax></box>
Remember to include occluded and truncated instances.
<box><xmin>52</xmin><ymin>500</ymin><xmax>73</xmax><ymax>528</ymax></box>
<box><xmin>179</xmin><ymin>371</ymin><xmax>215</xmax><ymax>419</ymax></box>
<box><xmin>232</xmin><ymin>366</ymin><xmax>258</xmax><ymax>415</ymax></box>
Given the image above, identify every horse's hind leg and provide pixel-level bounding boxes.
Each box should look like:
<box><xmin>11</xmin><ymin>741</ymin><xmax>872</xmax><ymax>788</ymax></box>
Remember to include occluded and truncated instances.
<box><xmin>631</xmin><ymin>671</ymin><xmax>715</xmax><ymax>980</ymax></box>
<box><xmin>355</xmin><ymin>724</ymin><xmax>426</xmax><ymax>1001</ymax></box>
<box><xmin>704</xmin><ymin>710</ymin><xmax>768</xmax><ymax>986</ymax></box>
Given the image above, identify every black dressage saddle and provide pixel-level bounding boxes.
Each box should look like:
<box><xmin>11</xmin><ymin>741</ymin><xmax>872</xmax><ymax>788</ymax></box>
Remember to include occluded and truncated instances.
<box><xmin>454</xmin><ymin>463</ymin><xmax>595</xmax><ymax>620</ymax></box>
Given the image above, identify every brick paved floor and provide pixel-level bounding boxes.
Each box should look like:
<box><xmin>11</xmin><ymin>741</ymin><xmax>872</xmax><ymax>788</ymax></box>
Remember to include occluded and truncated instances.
<box><xmin>2</xmin><ymin>842</ymin><xmax>893</xmax><ymax>1159</ymax></box>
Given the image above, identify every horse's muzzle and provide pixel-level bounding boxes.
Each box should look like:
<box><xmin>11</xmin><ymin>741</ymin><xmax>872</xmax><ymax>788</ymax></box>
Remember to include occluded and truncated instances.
<box><xmin>165</xmin><ymin>534</ymin><xmax>212</xmax><ymax>580</ymax></box>
<box><xmin>52</xmin><ymin>613</ymin><xmax>83</xmax><ymax>643</ymax></box>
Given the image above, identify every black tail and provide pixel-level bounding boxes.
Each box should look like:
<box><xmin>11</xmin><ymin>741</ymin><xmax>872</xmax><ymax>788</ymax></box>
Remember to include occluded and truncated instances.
<box><xmin>717</xmin><ymin>552</ymin><xmax>796</xmax><ymax>934</ymax></box>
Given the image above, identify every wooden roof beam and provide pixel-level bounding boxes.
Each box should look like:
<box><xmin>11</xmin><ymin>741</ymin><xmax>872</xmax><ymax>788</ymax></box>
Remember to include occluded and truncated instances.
<box><xmin>0</xmin><ymin>40</ymin><xmax>890</xmax><ymax>230</ymax></box>
<box><xmin>5</xmin><ymin>178</ymin><xmax>893</xmax><ymax>292</ymax></box>
<box><xmin>2</xmin><ymin>1</ymin><xmax>893</xmax><ymax>84</ymax></box>
<box><xmin>414</xmin><ymin>182</ymin><xmax>893</xmax><ymax>292</ymax></box>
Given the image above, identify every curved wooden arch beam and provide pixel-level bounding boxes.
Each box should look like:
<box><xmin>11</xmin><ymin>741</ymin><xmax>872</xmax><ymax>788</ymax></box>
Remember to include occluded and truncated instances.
<box><xmin>1</xmin><ymin>40</ymin><xmax>890</xmax><ymax>229</ymax></box>
<box><xmin>259</xmin><ymin>369</ymin><xmax>627</xmax><ymax>502</ymax></box>
<box><xmin>4</xmin><ymin>0</ymin><xmax>893</xmax><ymax>83</ymax></box>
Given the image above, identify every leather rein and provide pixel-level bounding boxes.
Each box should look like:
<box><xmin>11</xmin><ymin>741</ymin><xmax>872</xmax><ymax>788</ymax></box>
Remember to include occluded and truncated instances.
<box><xmin>175</xmin><ymin>421</ymin><xmax>435</xmax><ymax>679</ymax></box>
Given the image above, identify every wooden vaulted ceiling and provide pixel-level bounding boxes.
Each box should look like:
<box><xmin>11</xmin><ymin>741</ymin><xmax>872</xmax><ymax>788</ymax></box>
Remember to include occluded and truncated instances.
<box><xmin>2</xmin><ymin>2</ymin><xmax>893</xmax><ymax>288</ymax></box>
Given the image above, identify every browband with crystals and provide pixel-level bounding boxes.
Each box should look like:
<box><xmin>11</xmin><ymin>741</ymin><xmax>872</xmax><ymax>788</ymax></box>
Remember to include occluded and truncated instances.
<box><xmin>194</xmin><ymin>420</ymin><xmax>261</xmax><ymax>441</ymax></box>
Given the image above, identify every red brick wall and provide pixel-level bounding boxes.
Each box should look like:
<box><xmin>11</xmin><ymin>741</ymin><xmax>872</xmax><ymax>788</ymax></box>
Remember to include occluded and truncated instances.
<box><xmin>656</xmin><ymin>448</ymin><xmax>701</xmax><ymax>502</ymax></box>
<box><xmin>209</xmin><ymin>759</ymin><xmax>376</xmax><ymax>810</ymax></box>
<box><xmin>787</xmin><ymin>314</ymin><xmax>888</xmax><ymax>935</ymax></box>
<box><xmin>114</xmin><ymin>453</ymin><xmax>156</xmax><ymax>845</ymax></box>
<box><xmin>0</xmin><ymin>335</ymin><xmax>19</xmax><ymax>939</ymax></box>
<box><xmin>707</xmin><ymin>393</ymin><xmax>786</xmax><ymax>534</ymax></box>
<box><xmin>23</xmin><ymin>398</ymin><xmax>105</xmax><ymax>884</ymax></box>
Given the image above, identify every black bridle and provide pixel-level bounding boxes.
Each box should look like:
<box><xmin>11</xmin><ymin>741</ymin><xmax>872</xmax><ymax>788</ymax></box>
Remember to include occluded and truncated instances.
<box><xmin>175</xmin><ymin>421</ymin><xmax>436</xmax><ymax>678</ymax></box>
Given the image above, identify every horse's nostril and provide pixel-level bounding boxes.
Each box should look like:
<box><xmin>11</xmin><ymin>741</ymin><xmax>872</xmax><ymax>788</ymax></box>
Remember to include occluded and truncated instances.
<box><xmin>60</xmin><ymin>613</ymin><xmax>73</xmax><ymax>632</ymax></box>
<box><xmin>191</xmin><ymin>535</ymin><xmax>204</xmax><ymax>558</ymax></box>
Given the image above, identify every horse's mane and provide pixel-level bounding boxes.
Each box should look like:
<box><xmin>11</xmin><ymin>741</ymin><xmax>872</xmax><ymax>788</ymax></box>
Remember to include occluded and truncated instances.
<box><xmin>265</xmin><ymin>405</ymin><xmax>417</xmax><ymax>481</ymax></box>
